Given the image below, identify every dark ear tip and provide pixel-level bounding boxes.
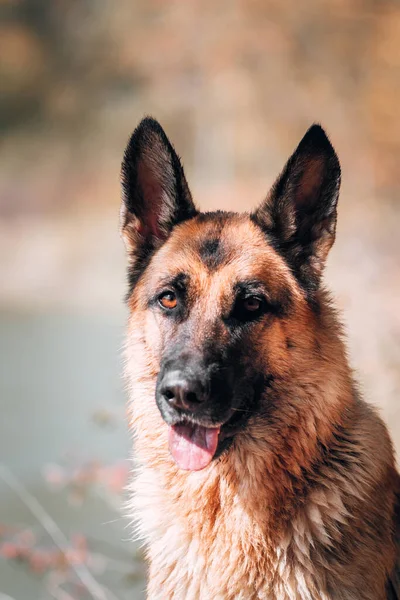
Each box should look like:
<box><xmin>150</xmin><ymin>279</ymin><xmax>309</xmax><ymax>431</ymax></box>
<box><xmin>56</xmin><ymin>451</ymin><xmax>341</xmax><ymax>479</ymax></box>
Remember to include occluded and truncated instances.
<box><xmin>305</xmin><ymin>123</ymin><xmax>327</xmax><ymax>137</ymax></box>
<box><xmin>122</xmin><ymin>117</ymin><xmax>172</xmax><ymax>179</ymax></box>
<box><xmin>300</xmin><ymin>123</ymin><xmax>337</xmax><ymax>156</ymax></box>
<box><xmin>135</xmin><ymin>116</ymin><xmax>165</xmax><ymax>135</ymax></box>
<box><xmin>126</xmin><ymin>116</ymin><xmax>166</xmax><ymax>148</ymax></box>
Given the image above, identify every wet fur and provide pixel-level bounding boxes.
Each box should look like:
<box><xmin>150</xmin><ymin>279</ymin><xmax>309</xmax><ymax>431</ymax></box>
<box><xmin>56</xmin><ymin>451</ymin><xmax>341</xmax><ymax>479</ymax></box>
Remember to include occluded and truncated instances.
<box><xmin>121</xmin><ymin>119</ymin><xmax>399</xmax><ymax>599</ymax></box>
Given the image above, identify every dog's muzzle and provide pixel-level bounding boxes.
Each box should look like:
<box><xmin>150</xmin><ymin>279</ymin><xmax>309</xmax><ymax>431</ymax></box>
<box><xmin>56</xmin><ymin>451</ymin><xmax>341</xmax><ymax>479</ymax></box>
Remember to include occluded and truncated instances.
<box><xmin>155</xmin><ymin>356</ymin><xmax>238</xmax><ymax>471</ymax></box>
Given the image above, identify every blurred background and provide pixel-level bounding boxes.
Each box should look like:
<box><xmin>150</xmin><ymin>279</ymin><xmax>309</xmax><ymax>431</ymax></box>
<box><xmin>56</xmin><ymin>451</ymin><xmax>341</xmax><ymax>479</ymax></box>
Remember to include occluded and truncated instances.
<box><xmin>0</xmin><ymin>1</ymin><xmax>399</xmax><ymax>598</ymax></box>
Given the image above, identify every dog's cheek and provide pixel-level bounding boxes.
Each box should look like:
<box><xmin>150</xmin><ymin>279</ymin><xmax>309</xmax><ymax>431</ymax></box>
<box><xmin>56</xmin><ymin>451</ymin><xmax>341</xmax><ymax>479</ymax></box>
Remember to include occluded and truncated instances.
<box><xmin>141</xmin><ymin>309</ymin><xmax>179</xmax><ymax>367</ymax></box>
<box><xmin>126</xmin><ymin>312</ymin><xmax>170</xmax><ymax>459</ymax></box>
<box><xmin>143</xmin><ymin>310</ymin><xmax>165</xmax><ymax>366</ymax></box>
<box><xmin>249</xmin><ymin>319</ymin><xmax>291</xmax><ymax>380</ymax></box>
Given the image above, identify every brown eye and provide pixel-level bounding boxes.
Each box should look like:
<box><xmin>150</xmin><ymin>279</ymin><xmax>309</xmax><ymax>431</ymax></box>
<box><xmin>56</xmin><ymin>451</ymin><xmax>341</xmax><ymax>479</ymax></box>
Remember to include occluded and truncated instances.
<box><xmin>243</xmin><ymin>297</ymin><xmax>261</xmax><ymax>312</ymax></box>
<box><xmin>159</xmin><ymin>291</ymin><xmax>177</xmax><ymax>310</ymax></box>
<box><xmin>229</xmin><ymin>293</ymin><xmax>266</xmax><ymax>324</ymax></box>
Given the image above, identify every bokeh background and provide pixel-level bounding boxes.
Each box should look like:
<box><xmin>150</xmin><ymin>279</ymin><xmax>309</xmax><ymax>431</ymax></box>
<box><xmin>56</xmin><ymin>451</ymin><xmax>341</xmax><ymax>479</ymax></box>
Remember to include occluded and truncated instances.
<box><xmin>0</xmin><ymin>1</ymin><xmax>399</xmax><ymax>599</ymax></box>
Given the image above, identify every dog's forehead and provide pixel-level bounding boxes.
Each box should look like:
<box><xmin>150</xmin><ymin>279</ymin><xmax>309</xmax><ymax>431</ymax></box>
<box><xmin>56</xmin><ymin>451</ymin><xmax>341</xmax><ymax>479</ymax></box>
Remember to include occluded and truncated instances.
<box><xmin>156</xmin><ymin>214</ymin><xmax>256</xmax><ymax>265</ymax></box>
<box><xmin>151</xmin><ymin>213</ymin><xmax>294</xmax><ymax>290</ymax></box>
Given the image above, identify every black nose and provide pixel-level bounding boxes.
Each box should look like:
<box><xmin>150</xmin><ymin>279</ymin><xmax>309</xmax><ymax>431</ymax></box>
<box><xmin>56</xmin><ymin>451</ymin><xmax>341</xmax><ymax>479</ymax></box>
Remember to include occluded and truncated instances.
<box><xmin>158</xmin><ymin>371</ymin><xmax>206</xmax><ymax>412</ymax></box>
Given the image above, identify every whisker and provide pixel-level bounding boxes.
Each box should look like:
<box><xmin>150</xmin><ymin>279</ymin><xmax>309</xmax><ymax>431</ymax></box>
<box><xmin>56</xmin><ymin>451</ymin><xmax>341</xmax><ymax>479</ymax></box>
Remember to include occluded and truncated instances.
<box><xmin>230</xmin><ymin>407</ymin><xmax>255</xmax><ymax>414</ymax></box>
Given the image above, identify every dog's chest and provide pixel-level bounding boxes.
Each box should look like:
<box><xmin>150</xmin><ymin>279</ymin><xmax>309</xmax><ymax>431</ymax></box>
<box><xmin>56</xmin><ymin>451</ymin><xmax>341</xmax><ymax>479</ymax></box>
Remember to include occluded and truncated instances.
<box><xmin>131</xmin><ymin>467</ymin><xmax>346</xmax><ymax>600</ymax></box>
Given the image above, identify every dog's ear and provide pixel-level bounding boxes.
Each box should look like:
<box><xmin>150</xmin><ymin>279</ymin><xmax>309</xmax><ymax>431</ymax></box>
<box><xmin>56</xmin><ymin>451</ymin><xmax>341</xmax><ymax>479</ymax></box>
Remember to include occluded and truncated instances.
<box><xmin>120</xmin><ymin>117</ymin><xmax>197</xmax><ymax>260</ymax></box>
<box><xmin>252</xmin><ymin>124</ymin><xmax>341</xmax><ymax>291</ymax></box>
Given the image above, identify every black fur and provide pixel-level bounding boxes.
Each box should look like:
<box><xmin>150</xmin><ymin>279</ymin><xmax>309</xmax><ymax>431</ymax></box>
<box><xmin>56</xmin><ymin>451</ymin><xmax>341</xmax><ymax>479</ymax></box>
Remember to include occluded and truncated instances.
<box><xmin>199</xmin><ymin>237</ymin><xmax>226</xmax><ymax>270</ymax></box>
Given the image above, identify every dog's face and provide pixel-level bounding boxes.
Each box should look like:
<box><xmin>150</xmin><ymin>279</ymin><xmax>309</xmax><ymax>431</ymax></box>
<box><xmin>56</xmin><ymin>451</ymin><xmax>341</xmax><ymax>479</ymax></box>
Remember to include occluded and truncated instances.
<box><xmin>121</xmin><ymin>118</ymin><xmax>341</xmax><ymax>471</ymax></box>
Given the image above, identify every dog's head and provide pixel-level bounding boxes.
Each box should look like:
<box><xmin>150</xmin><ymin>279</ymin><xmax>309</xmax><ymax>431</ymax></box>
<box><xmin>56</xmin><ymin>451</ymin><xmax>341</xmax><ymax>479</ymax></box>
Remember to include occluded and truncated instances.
<box><xmin>121</xmin><ymin>118</ymin><xmax>342</xmax><ymax>471</ymax></box>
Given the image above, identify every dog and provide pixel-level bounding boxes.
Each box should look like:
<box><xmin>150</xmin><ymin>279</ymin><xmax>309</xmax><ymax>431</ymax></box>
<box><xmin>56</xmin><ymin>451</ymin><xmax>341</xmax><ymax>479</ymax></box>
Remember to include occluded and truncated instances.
<box><xmin>120</xmin><ymin>117</ymin><xmax>400</xmax><ymax>599</ymax></box>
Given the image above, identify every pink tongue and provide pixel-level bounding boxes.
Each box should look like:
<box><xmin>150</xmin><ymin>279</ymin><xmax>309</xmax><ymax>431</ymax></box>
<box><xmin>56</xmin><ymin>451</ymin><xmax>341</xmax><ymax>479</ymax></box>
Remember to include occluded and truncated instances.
<box><xmin>168</xmin><ymin>423</ymin><xmax>220</xmax><ymax>471</ymax></box>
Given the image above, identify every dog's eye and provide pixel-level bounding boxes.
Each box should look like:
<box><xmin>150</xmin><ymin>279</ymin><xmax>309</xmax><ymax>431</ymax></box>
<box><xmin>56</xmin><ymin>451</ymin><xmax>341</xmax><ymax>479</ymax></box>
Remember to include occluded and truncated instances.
<box><xmin>243</xmin><ymin>297</ymin><xmax>261</xmax><ymax>312</ymax></box>
<box><xmin>229</xmin><ymin>295</ymin><xmax>265</xmax><ymax>323</ymax></box>
<box><xmin>158</xmin><ymin>291</ymin><xmax>178</xmax><ymax>310</ymax></box>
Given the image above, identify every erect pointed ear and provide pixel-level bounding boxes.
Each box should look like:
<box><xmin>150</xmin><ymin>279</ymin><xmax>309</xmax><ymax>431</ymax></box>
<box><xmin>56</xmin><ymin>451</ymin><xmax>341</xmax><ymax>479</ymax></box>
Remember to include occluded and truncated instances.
<box><xmin>252</xmin><ymin>124</ymin><xmax>341</xmax><ymax>292</ymax></box>
<box><xmin>120</xmin><ymin>117</ymin><xmax>197</xmax><ymax>268</ymax></box>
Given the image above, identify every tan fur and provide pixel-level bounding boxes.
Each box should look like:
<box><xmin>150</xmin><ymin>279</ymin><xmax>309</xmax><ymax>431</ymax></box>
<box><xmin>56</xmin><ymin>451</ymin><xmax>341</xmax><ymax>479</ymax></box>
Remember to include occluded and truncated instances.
<box><xmin>123</xmin><ymin>215</ymin><xmax>398</xmax><ymax>600</ymax></box>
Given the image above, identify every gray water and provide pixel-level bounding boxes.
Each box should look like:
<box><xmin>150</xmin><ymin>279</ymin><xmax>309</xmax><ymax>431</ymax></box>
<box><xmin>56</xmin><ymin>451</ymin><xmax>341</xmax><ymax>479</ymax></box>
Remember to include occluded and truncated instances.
<box><xmin>0</xmin><ymin>312</ymin><xmax>146</xmax><ymax>599</ymax></box>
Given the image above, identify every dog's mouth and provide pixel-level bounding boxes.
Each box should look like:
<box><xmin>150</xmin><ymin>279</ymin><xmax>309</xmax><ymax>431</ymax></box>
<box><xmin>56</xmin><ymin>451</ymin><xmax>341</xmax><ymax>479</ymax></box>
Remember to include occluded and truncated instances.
<box><xmin>163</xmin><ymin>375</ymin><xmax>268</xmax><ymax>471</ymax></box>
<box><xmin>168</xmin><ymin>423</ymin><xmax>220</xmax><ymax>471</ymax></box>
<box><xmin>168</xmin><ymin>409</ymin><xmax>247</xmax><ymax>471</ymax></box>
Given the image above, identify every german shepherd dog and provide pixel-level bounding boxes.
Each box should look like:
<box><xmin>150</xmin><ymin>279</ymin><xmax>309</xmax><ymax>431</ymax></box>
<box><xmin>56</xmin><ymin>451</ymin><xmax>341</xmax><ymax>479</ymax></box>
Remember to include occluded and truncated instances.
<box><xmin>120</xmin><ymin>118</ymin><xmax>400</xmax><ymax>599</ymax></box>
